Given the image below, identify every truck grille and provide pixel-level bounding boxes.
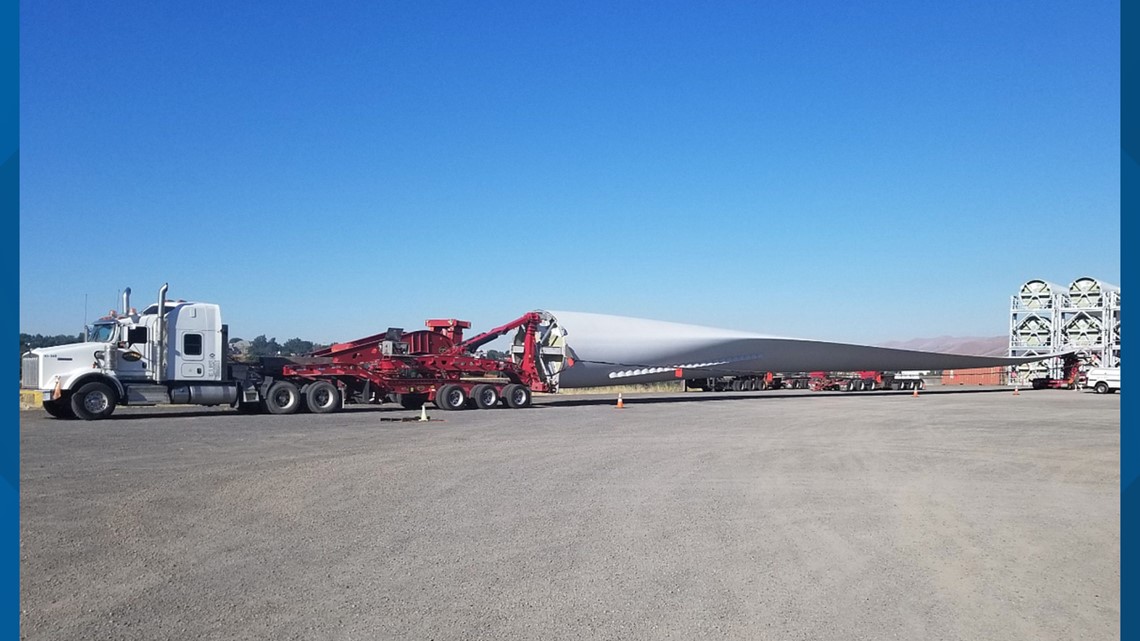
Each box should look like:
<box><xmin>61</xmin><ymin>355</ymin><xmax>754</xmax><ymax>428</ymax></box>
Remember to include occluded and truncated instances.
<box><xmin>21</xmin><ymin>356</ymin><xmax>40</xmax><ymax>389</ymax></box>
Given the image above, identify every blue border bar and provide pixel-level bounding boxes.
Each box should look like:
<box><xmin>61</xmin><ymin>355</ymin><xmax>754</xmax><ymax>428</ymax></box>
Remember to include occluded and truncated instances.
<box><xmin>1123</xmin><ymin>0</ymin><xmax>1134</xmax><ymax>636</ymax></box>
<box><xmin>3</xmin><ymin>0</ymin><xmax>17</xmax><ymax>636</ymax></box>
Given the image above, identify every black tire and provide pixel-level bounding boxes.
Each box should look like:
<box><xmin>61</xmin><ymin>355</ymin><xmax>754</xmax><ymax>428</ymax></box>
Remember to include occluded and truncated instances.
<box><xmin>42</xmin><ymin>398</ymin><xmax>77</xmax><ymax>420</ymax></box>
<box><xmin>70</xmin><ymin>382</ymin><xmax>117</xmax><ymax>420</ymax></box>
<box><xmin>397</xmin><ymin>393</ymin><xmax>429</xmax><ymax>410</ymax></box>
<box><xmin>265</xmin><ymin>381</ymin><xmax>302</xmax><ymax>415</ymax></box>
<box><xmin>1095</xmin><ymin>381</ymin><xmax>1108</xmax><ymax>394</ymax></box>
<box><xmin>435</xmin><ymin>384</ymin><xmax>468</xmax><ymax>411</ymax></box>
<box><xmin>470</xmin><ymin>384</ymin><xmax>500</xmax><ymax>409</ymax></box>
<box><xmin>305</xmin><ymin>381</ymin><xmax>341</xmax><ymax>414</ymax></box>
<box><xmin>502</xmin><ymin>384</ymin><xmax>532</xmax><ymax>409</ymax></box>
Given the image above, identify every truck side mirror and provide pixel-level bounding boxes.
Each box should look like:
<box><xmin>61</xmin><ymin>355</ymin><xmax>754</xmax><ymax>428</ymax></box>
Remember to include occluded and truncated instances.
<box><xmin>127</xmin><ymin>327</ymin><xmax>148</xmax><ymax>345</ymax></box>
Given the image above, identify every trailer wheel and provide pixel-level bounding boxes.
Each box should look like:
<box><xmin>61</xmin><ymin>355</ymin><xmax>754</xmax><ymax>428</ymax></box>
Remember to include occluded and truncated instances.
<box><xmin>265</xmin><ymin>381</ymin><xmax>302</xmax><ymax>415</ymax></box>
<box><xmin>502</xmin><ymin>384</ymin><xmax>532</xmax><ymax>409</ymax></box>
<box><xmin>305</xmin><ymin>381</ymin><xmax>341</xmax><ymax>414</ymax></box>
<box><xmin>470</xmin><ymin>384</ymin><xmax>500</xmax><ymax>409</ymax></box>
<box><xmin>435</xmin><ymin>384</ymin><xmax>468</xmax><ymax>411</ymax></box>
<box><xmin>43</xmin><ymin>398</ymin><xmax>77</xmax><ymax>420</ymax></box>
<box><xmin>70</xmin><ymin>382</ymin><xmax>117</xmax><ymax>420</ymax></box>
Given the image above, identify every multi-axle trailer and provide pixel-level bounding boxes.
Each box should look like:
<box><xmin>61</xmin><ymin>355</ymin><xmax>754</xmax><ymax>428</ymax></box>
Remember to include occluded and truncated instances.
<box><xmin>684</xmin><ymin>370</ymin><xmax>928</xmax><ymax>393</ymax></box>
<box><xmin>21</xmin><ymin>284</ymin><xmax>570</xmax><ymax>420</ymax></box>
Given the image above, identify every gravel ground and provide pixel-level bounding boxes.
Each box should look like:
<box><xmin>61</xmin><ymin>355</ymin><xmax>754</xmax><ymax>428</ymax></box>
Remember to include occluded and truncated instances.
<box><xmin>19</xmin><ymin>387</ymin><xmax>1119</xmax><ymax>640</ymax></box>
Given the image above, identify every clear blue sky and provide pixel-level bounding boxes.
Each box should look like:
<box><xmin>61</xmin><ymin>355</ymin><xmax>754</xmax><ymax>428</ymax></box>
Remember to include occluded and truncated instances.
<box><xmin>19</xmin><ymin>0</ymin><xmax>1120</xmax><ymax>345</ymax></box>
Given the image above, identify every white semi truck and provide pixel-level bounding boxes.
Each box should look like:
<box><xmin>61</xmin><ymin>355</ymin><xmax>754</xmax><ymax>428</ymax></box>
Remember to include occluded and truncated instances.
<box><xmin>22</xmin><ymin>285</ymin><xmax>240</xmax><ymax>419</ymax></box>
<box><xmin>20</xmin><ymin>284</ymin><xmax>566</xmax><ymax>420</ymax></box>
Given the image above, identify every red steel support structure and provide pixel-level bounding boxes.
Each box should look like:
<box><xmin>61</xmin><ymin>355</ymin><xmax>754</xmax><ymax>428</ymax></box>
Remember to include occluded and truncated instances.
<box><xmin>279</xmin><ymin>312</ymin><xmax>556</xmax><ymax>413</ymax></box>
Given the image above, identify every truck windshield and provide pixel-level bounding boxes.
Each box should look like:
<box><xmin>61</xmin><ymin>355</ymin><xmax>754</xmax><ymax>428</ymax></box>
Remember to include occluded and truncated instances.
<box><xmin>88</xmin><ymin>323</ymin><xmax>117</xmax><ymax>343</ymax></box>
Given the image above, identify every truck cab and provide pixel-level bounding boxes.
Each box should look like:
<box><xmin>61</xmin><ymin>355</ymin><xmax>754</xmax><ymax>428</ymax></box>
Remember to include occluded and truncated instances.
<box><xmin>21</xmin><ymin>285</ymin><xmax>233</xmax><ymax>419</ymax></box>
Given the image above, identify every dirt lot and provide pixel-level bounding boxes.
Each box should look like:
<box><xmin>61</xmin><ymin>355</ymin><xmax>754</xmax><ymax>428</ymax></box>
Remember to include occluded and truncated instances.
<box><xmin>19</xmin><ymin>388</ymin><xmax>1119</xmax><ymax>640</ymax></box>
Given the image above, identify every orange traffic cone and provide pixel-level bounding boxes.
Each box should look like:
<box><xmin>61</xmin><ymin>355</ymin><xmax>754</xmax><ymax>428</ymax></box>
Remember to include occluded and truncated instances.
<box><xmin>616</xmin><ymin>393</ymin><xmax>625</xmax><ymax>409</ymax></box>
<box><xmin>912</xmin><ymin>386</ymin><xmax>919</xmax><ymax>398</ymax></box>
<box><xmin>1013</xmin><ymin>386</ymin><xmax>1020</xmax><ymax>396</ymax></box>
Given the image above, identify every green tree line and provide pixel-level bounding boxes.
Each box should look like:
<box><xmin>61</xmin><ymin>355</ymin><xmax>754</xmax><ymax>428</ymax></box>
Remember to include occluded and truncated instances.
<box><xmin>231</xmin><ymin>335</ymin><xmax>331</xmax><ymax>360</ymax></box>
<box><xmin>20</xmin><ymin>333</ymin><xmax>85</xmax><ymax>354</ymax></box>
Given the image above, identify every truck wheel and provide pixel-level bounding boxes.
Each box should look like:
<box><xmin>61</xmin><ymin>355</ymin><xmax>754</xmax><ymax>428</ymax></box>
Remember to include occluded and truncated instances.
<box><xmin>42</xmin><ymin>398</ymin><xmax>77</xmax><ymax>420</ymax></box>
<box><xmin>70</xmin><ymin>382</ymin><xmax>117</xmax><ymax>420</ymax></box>
<box><xmin>502</xmin><ymin>384</ymin><xmax>532</xmax><ymax>409</ymax></box>
<box><xmin>471</xmin><ymin>384</ymin><xmax>499</xmax><ymax>409</ymax></box>
<box><xmin>435</xmin><ymin>384</ymin><xmax>467</xmax><ymax>411</ymax></box>
<box><xmin>265</xmin><ymin>381</ymin><xmax>302</xmax><ymax>414</ymax></box>
<box><xmin>1095</xmin><ymin>381</ymin><xmax>1108</xmax><ymax>394</ymax></box>
<box><xmin>305</xmin><ymin>381</ymin><xmax>341</xmax><ymax>414</ymax></box>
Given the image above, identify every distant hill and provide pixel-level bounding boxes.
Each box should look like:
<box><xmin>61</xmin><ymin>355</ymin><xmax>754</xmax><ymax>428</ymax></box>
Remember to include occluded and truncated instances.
<box><xmin>876</xmin><ymin>336</ymin><xmax>1008</xmax><ymax>357</ymax></box>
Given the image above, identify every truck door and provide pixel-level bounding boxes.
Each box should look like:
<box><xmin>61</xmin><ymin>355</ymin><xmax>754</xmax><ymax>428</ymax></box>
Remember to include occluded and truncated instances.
<box><xmin>178</xmin><ymin>330</ymin><xmax>206</xmax><ymax>378</ymax></box>
<box><xmin>116</xmin><ymin>324</ymin><xmax>150</xmax><ymax>379</ymax></box>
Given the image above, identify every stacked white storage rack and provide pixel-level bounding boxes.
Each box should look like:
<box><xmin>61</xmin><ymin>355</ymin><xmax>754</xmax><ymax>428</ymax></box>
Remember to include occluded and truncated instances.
<box><xmin>1008</xmin><ymin>277</ymin><xmax>1121</xmax><ymax>385</ymax></box>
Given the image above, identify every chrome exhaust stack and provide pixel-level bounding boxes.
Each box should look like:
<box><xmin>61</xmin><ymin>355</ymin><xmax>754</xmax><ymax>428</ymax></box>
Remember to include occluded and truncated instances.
<box><xmin>156</xmin><ymin>283</ymin><xmax>168</xmax><ymax>382</ymax></box>
<box><xmin>122</xmin><ymin>287</ymin><xmax>131</xmax><ymax>315</ymax></box>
